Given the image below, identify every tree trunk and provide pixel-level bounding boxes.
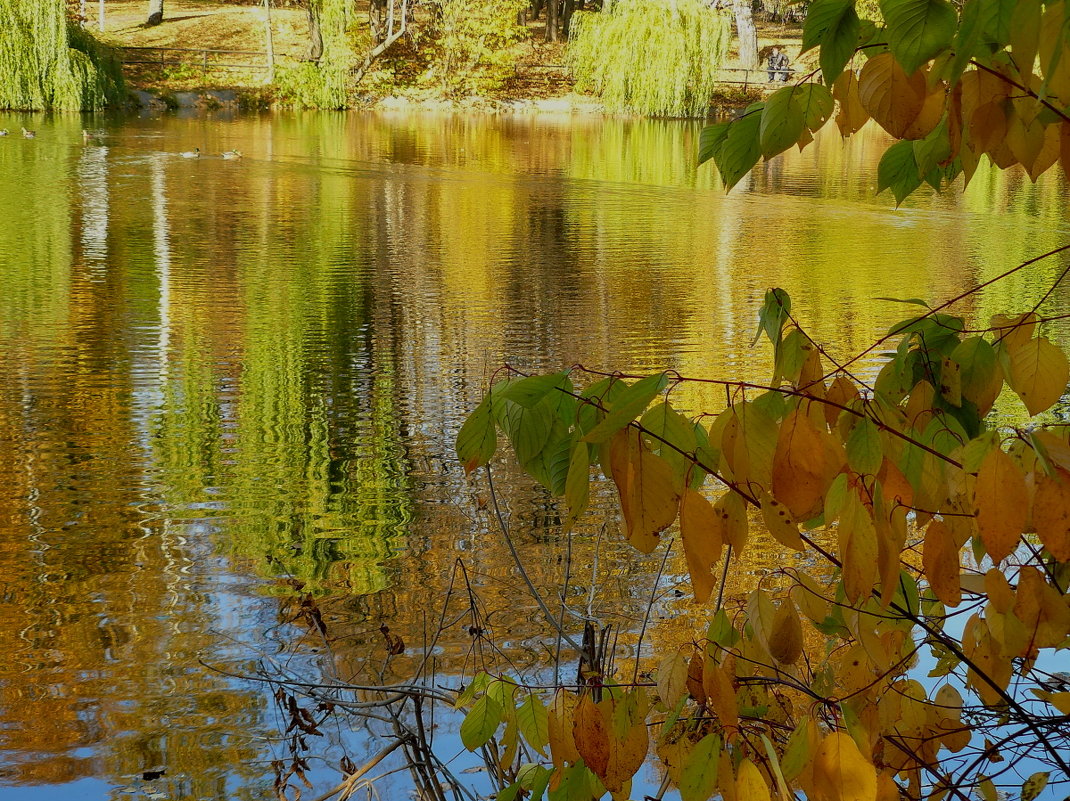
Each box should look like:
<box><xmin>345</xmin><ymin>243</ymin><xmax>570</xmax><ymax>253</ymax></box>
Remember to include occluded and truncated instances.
<box><xmin>545</xmin><ymin>0</ymin><xmax>558</xmax><ymax>41</ymax></box>
<box><xmin>306</xmin><ymin>0</ymin><xmax>324</xmax><ymax>61</ymax></box>
<box><xmin>146</xmin><ymin>0</ymin><xmax>164</xmax><ymax>26</ymax></box>
<box><xmin>561</xmin><ymin>0</ymin><xmax>575</xmax><ymax>37</ymax></box>
<box><xmin>733</xmin><ymin>0</ymin><xmax>758</xmax><ymax>70</ymax></box>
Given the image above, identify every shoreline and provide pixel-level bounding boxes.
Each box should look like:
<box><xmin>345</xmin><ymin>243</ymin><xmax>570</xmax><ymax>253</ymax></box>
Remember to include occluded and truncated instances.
<box><xmin>122</xmin><ymin>85</ymin><xmax>760</xmax><ymax>119</ymax></box>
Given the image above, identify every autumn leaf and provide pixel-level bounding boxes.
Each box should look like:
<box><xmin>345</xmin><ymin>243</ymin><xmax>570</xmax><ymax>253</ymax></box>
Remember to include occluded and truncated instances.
<box><xmin>680</xmin><ymin>489</ymin><xmax>725</xmax><ymax>602</ymax></box>
<box><xmin>1032</xmin><ymin>468</ymin><xmax>1070</xmax><ymax>561</ymax></box>
<box><xmin>974</xmin><ymin>447</ymin><xmax>1027</xmax><ymax>562</ymax></box>
<box><xmin>812</xmin><ymin>732</ymin><xmax>877</xmax><ymax>801</ymax></box>
<box><xmin>608</xmin><ymin>428</ymin><xmax>680</xmax><ymax>553</ymax></box>
<box><xmin>922</xmin><ymin>519</ymin><xmax>961</xmax><ymax>607</ymax></box>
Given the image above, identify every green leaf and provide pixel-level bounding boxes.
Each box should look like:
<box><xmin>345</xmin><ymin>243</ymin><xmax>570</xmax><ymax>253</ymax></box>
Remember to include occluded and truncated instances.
<box><xmin>500</xmin><ymin>400</ymin><xmax>555</xmax><ymax>465</ymax></box>
<box><xmin>846</xmin><ymin>418</ymin><xmax>883</xmax><ymax>475</ymax></box>
<box><xmin>949</xmin><ymin>0</ymin><xmax>984</xmax><ymax>83</ymax></box>
<box><xmin>780</xmin><ymin>722</ymin><xmax>812</xmax><ymax>781</ymax></box>
<box><xmin>880</xmin><ymin>0</ymin><xmax>957</xmax><ymax>73</ymax></box>
<box><xmin>913</xmin><ymin>119</ymin><xmax>952</xmax><ymax>176</ymax></box>
<box><xmin>754</xmin><ymin>287</ymin><xmax>792</xmax><ymax>347</ymax></box>
<box><xmin>978</xmin><ymin>0</ymin><xmax>1014</xmax><ymax>46</ymax></box>
<box><xmin>581</xmin><ymin>372</ymin><xmax>669</xmax><ymax>443</ymax></box>
<box><xmin>517</xmin><ymin>763</ymin><xmax>551</xmax><ymax>800</ymax></box>
<box><xmin>698</xmin><ymin>121</ymin><xmax>731</xmax><ymax>166</ymax></box>
<box><xmin>497</xmin><ymin>372</ymin><xmax>572</xmax><ymax>408</ymax></box>
<box><xmin>874</xmin><ymin>296</ymin><xmax>931</xmax><ymax>308</ymax></box>
<box><xmin>457</xmin><ymin>397</ymin><xmax>497</xmax><ymax>475</ymax></box>
<box><xmin>795</xmin><ymin>83</ymin><xmax>836</xmax><ymax>131</ymax></box>
<box><xmin>496</xmin><ymin>783</ymin><xmax>521</xmax><ymax>801</ymax></box>
<box><xmin>877</xmin><ymin>140</ymin><xmax>923</xmax><ymax>205</ymax></box>
<box><xmin>641</xmin><ymin>401</ymin><xmax>698</xmax><ymax>482</ymax></box>
<box><xmin>565</xmin><ymin>440</ymin><xmax>590</xmax><ymax>524</ymax></box>
<box><xmin>516</xmin><ymin>694</ymin><xmax>550</xmax><ymax>756</ymax></box>
<box><xmin>679</xmin><ymin>733</ymin><xmax>720</xmax><ymax>801</ymax></box>
<box><xmin>460</xmin><ymin>694</ymin><xmax>503</xmax><ymax>750</ymax></box>
<box><xmin>760</xmin><ymin>87</ymin><xmax>806</xmax><ymax>159</ymax></box>
<box><xmin>714</xmin><ymin>104</ymin><xmax>763</xmax><ymax>191</ymax></box>
<box><xmin>802</xmin><ymin>0</ymin><xmax>862</xmax><ymax>84</ymax></box>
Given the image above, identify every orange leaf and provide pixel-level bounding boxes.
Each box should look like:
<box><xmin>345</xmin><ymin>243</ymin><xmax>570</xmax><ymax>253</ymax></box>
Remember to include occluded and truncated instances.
<box><xmin>833</xmin><ymin>69</ymin><xmax>870</xmax><ymax>136</ymax></box>
<box><xmin>923</xmin><ymin>520</ymin><xmax>962</xmax><ymax>607</ymax></box>
<box><xmin>548</xmin><ymin>690</ymin><xmax>581</xmax><ymax>769</ymax></box>
<box><xmin>572</xmin><ymin>694</ymin><xmax>609</xmax><ymax>779</ymax></box>
<box><xmin>974</xmin><ymin>447</ymin><xmax>1027</xmax><ymax>562</ymax></box>
<box><xmin>680</xmin><ymin>489</ymin><xmax>725</xmax><ymax>602</ymax></box>
<box><xmin>858</xmin><ymin>53</ymin><xmax>926</xmax><ymax>139</ymax></box>
<box><xmin>759</xmin><ymin>490</ymin><xmax>805</xmax><ymax>551</ymax></box>
<box><xmin>1033</xmin><ymin>468</ymin><xmax>1070</xmax><ymax>561</ymax></box>
<box><xmin>772</xmin><ymin>409</ymin><xmax>837</xmax><ymax>521</ymax></box>
<box><xmin>769</xmin><ymin>600</ymin><xmax>804</xmax><ymax>665</ymax></box>
<box><xmin>608</xmin><ymin>429</ymin><xmax>680</xmax><ymax>553</ymax></box>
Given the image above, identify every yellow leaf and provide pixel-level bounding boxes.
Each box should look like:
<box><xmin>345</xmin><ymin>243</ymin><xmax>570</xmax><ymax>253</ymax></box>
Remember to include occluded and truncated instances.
<box><xmin>922</xmin><ymin>520</ymin><xmax>961</xmax><ymax>607</ymax></box>
<box><xmin>656</xmin><ymin>649</ymin><xmax>690</xmax><ymax>710</ymax></box>
<box><xmin>992</xmin><ymin>311</ymin><xmax>1038</xmax><ymax>349</ymax></box>
<box><xmin>839</xmin><ymin>491</ymin><xmax>879</xmax><ymax>603</ymax></box>
<box><xmin>790</xmin><ymin>571</ymin><xmax>830</xmax><ymax>625</ymax></box>
<box><xmin>812</xmin><ymin>732</ymin><xmax>877</xmax><ymax>801</ymax></box>
<box><xmin>680</xmin><ymin>489</ymin><xmax>725</xmax><ymax>602</ymax></box>
<box><xmin>1048</xmin><ymin>692</ymin><xmax>1070</xmax><ymax>714</ymax></box>
<box><xmin>974</xmin><ymin>447</ymin><xmax>1028</xmax><ymax>562</ymax></box>
<box><xmin>858</xmin><ymin>53</ymin><xmax>926</xmax><ymax>139</ymax></box>
<box><xmin>1004</xmin><ymin>336</ymin><xmax>1070</xmax><ymax>416</ymax></box>
<box><xmin>833</xmin><ymin>69</ymin><xmax>870</xmax><ymax>136</ymax></box>
<box><xmin>901</xmin><ymin>81</ymin><xmax>946</xmax><ymax>140</ymax></box>
<box><xmin>735</xmin><ymin>758</ymin><xmax>771</xmax><ymax>801</ymax></box>
<box><xmin>759</xmin><ymin>489</ymin><xmax>805</xmax><ymax>551</ymax></box>
<box><xmin>1032</xmin><ymin>467</ymin><xmax>1070</xmax><ymax>561</ymax></box>
<box><xmin>601</xmin><ymin>691</ymin><xmax>649</xmax><ymax>793</ymax></box>
<box><xmin>608</xmin><ymin>429</ymin><xmax>680</xmax><ymax>553</ymax></box>
<box><xmin>1062</xmin><ymin>121</ymin><xmax>1070</xmax><ymax>179</ymax></box>
<box><xmin>703</xmin><ymin>661</ymin><xmax>739</xmax><ymax>737</ymax></box>
<box><xmin>768</xmin><ymin>600</ymin><xmax>804</xmax><ymax>665</ymax></box>
<box><xmin>717</xmin><ymin>491</ymin><xmax>750</xmax><ymax>554</ymax></box>
<box><xmin>548</xmin><ymin>690</ymin><xmax>581</xmax><ymax>768</ymax></box>
<box><xmin>826</xmin><ymin>375</ymin><xmax>861</xmax><ymax>429</ymax></box>
<box><xmin>772</xmin><ymin>409</ymin><xmax>839</xmax><ymax>521</ymax></box>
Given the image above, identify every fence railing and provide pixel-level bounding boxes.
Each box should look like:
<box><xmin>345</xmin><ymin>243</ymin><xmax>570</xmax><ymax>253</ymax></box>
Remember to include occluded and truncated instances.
<box><xmin>119</xmin><ymin>46</ymin><xmax>270</xmax><ymax>76</ymax></box>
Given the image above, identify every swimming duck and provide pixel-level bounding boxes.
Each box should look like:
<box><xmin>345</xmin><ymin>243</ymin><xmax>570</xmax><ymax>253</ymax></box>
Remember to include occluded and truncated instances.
<box><xmin>180</xmin><ymin>147</ymin><xmax>200</xmax><ymax>158</ymax></box>
<box><xmin>21</xmin><ymin>127</ymin><xmax>35</xmax><ymax>139</ymax></box>
<box><xmin>221</xmin><ymin>150</ymin><xmax>242</xmax><ymax>160</ymax></box>
<box><xmin>0</xmin><ymin>129</ymin><xmax>8</xmax><ymax>137</ymax></box>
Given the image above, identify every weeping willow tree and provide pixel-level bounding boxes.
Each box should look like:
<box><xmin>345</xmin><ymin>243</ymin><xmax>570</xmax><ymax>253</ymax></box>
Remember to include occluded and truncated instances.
<box><xmin>0</xmin><ymin>0</ymin><xmax>124</xmax><ymax>111</ymax></box>
<box><xmin>567</xmin><ymin>0</ymin><xmax>731</xmax><ymax>117</ymax></box>
<box><xmin>276</xmin><ymin>0</ymin><xmax>355</xmax><ymax>109</ymax></box>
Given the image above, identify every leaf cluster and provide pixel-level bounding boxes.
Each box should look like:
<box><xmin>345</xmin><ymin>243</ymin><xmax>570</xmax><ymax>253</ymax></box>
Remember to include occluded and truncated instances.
<box><xmin>699</xmin><ymin>0</ymin><xmax>1070</xmax><ymax>202</ymax></box>
<box><xmin>456</xmin><ymin>276</ymin><xmax>1070</xmax><ymax>801</ymax></box>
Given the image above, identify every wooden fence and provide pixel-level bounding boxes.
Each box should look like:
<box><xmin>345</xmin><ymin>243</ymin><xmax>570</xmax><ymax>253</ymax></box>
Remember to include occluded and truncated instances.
<box><xmin>119</xmin><ymin>46</ymin><xmax>270</xmax><ymax>76</ymax></box>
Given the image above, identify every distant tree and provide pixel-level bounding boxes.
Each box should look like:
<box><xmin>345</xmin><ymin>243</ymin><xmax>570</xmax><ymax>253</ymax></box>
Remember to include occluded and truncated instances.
<box><xmin>146</xmin><ymin>0</ymin><xmax>163</xmax><ymax>26</ymax></box>
<box><xmin>733</xmin><ymin>0</ymin><xmax>758</xmax><ymax>69</ymax></box>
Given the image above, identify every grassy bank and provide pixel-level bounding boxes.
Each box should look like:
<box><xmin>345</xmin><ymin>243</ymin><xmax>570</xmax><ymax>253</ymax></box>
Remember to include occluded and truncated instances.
<box><xmin>93</xmin><ymin>0</ymin><xmax>806</xmax><ymax>113</ymax></box>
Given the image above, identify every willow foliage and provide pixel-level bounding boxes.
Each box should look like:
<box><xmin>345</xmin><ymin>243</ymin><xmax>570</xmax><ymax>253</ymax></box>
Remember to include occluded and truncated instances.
<box><xmin>277</xmin><ymin>0</ymin><xmax>355</xmax><ymax>109</ymax></box>
<box><xmin>567</xmin><ymin>0</ymin><xmax>731</xmax><ymax>117</ymax></box>
<box><xmin>0</xmin><ymin>0</ymin><xmax>123</xmax><ymax>111</ymax></box>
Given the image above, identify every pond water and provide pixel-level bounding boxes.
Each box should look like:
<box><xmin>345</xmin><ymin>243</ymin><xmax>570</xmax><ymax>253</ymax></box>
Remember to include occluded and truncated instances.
<box><xmin>0</xmin><ymin>109</ymin><xmax>1067</xmax><ymax>800</ymax></box>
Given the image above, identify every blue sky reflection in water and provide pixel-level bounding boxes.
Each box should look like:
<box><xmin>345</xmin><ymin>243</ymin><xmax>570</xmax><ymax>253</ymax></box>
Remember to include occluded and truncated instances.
<box><xmin>0</xmin><ymin>110</ymin><xmax>1068</xmax><ymax>799</ymax></box>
